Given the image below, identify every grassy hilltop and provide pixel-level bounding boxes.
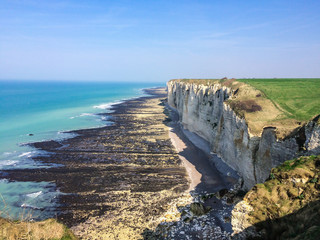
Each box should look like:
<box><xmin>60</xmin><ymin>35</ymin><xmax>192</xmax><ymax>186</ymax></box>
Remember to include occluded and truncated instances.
<box><xmin>237</xmin><ymin>78</ymin><xmax>320</xmax><ymax>122</ymax></box>
<box><xmin>172</xmin><ymin>78</ymin><xmax>320</xmax><ymax>138</ymax></box>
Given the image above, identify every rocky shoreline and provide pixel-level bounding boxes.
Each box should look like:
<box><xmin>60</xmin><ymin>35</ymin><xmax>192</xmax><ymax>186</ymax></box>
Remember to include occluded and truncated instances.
<box><xmin>142</xmin><ymin>95</ymin><xmax>242</xmax><ymax>240</ymax></box>
<box><xmin>1</xmin><ymin>87</ymin><xmax>241</xmax><ymax>239</ymax></box>
<box><xmin>1</xmin><ymin>88</ymin><xmax>191</xmax><ymax>239</ymax></box>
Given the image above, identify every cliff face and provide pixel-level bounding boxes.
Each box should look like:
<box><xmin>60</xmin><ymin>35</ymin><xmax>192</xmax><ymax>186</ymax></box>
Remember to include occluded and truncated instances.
<box><xmin>167</xmin><ymin>80</ymin><xmax>320</xmax><ymax>189</ymax></box>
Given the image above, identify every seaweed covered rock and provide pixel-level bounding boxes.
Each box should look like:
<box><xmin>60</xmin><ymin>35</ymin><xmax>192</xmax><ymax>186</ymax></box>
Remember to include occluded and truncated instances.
<box><xmin>190</xmin><ymin>202</ymin><xmax>211</xmax><ymax>216</ymax></box>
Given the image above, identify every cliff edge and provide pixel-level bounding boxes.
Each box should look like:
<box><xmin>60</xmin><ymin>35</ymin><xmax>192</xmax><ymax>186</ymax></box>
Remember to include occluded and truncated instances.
<box><xmin>167</xmin><ymin>79</ymin><xmax>320</xmax><ymax>189</ymax></box>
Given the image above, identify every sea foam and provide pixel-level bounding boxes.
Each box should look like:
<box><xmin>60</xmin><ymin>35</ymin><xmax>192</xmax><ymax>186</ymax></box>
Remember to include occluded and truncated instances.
<box><xmin>18</xmin><ymin>151</ymin><xmax>34</xmax><ymax>158</ymax></box>
<box><xmin>70</xmin><ymin>113</ymin><xmax>95</xmax><ymax>119</ymax></box>
<box><xmin>20</xmin><ymin>203</ymin><xmax>42</xmax><ymax>210</ymax></box>
<box><xmin>0</xmin><ymin>160</ymin><xmax>19</xmax><ymax>168</ymax></box>
<box><xmin>26</xmin><ymin>191</ymin><xmax>43</xmax><ymax>198</ymax></box>
<box><xmin>93</xmin><ymin>101</ymin><xmax>123</xmax><ymax>110</ymax></box>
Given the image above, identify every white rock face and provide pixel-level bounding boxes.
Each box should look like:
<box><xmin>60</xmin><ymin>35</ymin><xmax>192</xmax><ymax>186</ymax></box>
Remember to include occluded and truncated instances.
<box><xmin>231</xmin><ymin>200</ymin><xmax>258</xmax><ymax>239</ymax></box>
<box><xmin>167</xmin><ymin>81</ymin><xmax>320</xmax><ymax>189</ymax></box>
<box><xmin>305</xmin><ymin>119</ymin><xmax>320</xmax><ymax>154</ymax></box>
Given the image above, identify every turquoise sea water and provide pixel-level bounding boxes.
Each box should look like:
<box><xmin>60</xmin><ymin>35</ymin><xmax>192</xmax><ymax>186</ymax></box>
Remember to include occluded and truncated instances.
<box><xmin>0</xmin><ymin>80</ymin><xmax>164</xmax><ymax>219</ymax></box>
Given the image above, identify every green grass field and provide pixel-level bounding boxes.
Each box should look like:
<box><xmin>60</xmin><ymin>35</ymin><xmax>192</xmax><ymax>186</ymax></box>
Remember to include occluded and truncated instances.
<box><xmin>237</xmin><ymin>78</ymin><xmax>320</xmax><ymax>121</ymax></box>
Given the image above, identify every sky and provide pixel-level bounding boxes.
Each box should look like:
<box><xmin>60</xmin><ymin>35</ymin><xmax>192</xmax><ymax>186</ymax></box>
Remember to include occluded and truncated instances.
<box><xmin>0</xmin><ymin>0</ymin><xmax>320</xmax><ymax>82</ymax></box>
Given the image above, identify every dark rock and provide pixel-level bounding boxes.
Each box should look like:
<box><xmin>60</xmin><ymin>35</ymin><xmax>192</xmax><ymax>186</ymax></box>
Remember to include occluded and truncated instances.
<box><xmin>183</xmin><ymin>217</ymin><xmax>191</xmax><ymax>222</ymax></box>
<box><xmin>226</xmin><ymin>196</ymin><xmax>234</xmax><ymax>204</ymax></box>
<box><xmin>218</xmin><ymin>188</ymin><xmax>228</xmax><ymax>198</ymax></box>
<box><xmin>190</xmin><ymin>202</ymin><xmax>211</xmax><ymax>216</ymax></box>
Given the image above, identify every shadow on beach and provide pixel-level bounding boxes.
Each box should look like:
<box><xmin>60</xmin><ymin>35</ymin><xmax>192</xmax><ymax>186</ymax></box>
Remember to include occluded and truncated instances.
<box><xmin>142</xmin><ymin>100</ymin><xmax>243</xmax><ymax>239</ymax></box>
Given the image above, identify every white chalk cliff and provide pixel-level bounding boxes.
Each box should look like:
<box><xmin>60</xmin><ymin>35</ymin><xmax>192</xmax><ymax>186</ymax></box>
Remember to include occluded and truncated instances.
<box><xmin>167</xmin><ymin>80</ymin><xmax>320</xmax><ymax>189</ymax></box>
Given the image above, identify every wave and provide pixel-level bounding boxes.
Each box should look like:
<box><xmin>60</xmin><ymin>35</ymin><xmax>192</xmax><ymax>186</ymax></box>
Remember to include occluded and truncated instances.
<box><xmin>20</xmin><ymin>203</ymin><xmax>42</xmax><ymax>210</ymax></box>
<box><xmin>26</xmin><ymin>191</ymin><xmax>43</xmax><ymax>198</ymax></box>
<box><xmin>0</xmin><ymin>160</ymin><xmax>19</xmax><ymax>168</ymax></box>
<box><xmin>0</xmin><ymin>178</ymin><xmax>8</xmax><ymax>183</ymax></box>
<box><xmin>70</xmin><ymin>112</ymin><xmax>95</xmax><ymax>119</ymax></box>
<box><xmin>57</xmin><ymin>131</ymin><xmax>78</xmax><ymax>139</ymax></box>
<box><xmin>0</xmin><ymin>158</ymin><xmax>54</xmax><ymax>170</ymax></box>
<box><xmin>80</xmin><ymin>113</ymin><xmax>94</xmax><ymax>117</ymax></box>
<box><xmin>0</xmin><ymin>149</ymin><xmax>59</xmax><ymax>170</ymax></box>
<box><xmin>18</xmin><ymin>151</ymin><xmax>36</xmax><ymax>158</ymax></box>
<box><xmin>93</xmin><ymin>101</ymin><xmax>123</xmax><ymax>110</ymax></box>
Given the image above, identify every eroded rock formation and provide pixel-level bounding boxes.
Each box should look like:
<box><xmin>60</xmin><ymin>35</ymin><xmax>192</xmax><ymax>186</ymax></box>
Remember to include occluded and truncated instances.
<box><xmin>167</xmin><ymin>80</ymin><xmax>320</xmax><ymax>189</ymax></box>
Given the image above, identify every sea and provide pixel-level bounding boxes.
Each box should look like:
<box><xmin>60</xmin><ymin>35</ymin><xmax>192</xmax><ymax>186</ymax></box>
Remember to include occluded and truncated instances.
<box><xmin>0</xmin><ymin>80</ymin><xmax>164</xmax><ymax>220</ymax></box>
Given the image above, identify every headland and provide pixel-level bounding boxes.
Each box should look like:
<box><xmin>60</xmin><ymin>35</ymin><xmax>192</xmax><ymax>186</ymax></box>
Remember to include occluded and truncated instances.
<box><xmin>167</xmin><ymin>78</ymin><xmax>320</xmax><ymax>239</ymax></box>
<box><xmin>2</xmin><ymin>78</ymin><xmax>319</xmax><ymax>239</ymax></box>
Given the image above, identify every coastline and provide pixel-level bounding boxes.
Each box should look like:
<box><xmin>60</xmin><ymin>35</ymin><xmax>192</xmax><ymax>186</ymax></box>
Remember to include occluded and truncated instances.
<box><xmin>1</xmin><ymin>88</ymin><xmax>189</xmax><ymax>239</ymax></box>
<box><xmin>1</xmin><ymin>87</ymin><xmax>240</xmax><ymax>239</ymax></box>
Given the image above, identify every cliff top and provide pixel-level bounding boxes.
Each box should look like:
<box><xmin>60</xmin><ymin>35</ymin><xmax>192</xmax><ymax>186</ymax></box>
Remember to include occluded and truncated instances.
<box><xmin>237</xmin><ymin>78</ymin><xmax>320</xmax><ymax>122</ymax></box>
<box><xmin>169</xmin><ymin>78</ymin><xmax>320</xmax><ymax>138</ymax></box>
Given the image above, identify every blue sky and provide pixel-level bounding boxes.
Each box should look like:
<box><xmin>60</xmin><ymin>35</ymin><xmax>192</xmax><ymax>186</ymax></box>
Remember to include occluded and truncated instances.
<box><xmin>1</xmin><ymin>0</ymin><xmax>320</xmax><ymax>82</ymax></box>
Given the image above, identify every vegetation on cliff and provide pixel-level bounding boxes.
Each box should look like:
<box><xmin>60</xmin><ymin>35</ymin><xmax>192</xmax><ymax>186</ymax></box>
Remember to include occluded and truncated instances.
<box><xmin>0</xmin><ymin>217</ymin><xmax>77</xmax><ymax>240</ymax></box>
<box><xmin>237</xmin><ymin>78</ymin><xmax>320</xmax><ymax>122</ymax></box>
<box><xmin>234</xmin><ymin>155</ymin><xmax>320</xmax><ymax>239</ymax></box>
<box><xmin>170</xmin><ymin>78</ymin><xmax>320</xmax><ymax>138</ymax></box>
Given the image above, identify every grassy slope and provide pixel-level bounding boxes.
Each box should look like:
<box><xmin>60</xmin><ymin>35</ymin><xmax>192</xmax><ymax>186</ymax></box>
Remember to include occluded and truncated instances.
<box><xmin>237</xmin><ymin>78</ymin><xmax>320</xmax><ymax>121</ymax></box>
<box><xmin>240</xmin><ymin>155</ymin><xmax>320</xmax><ymax>239</ymax></box>
<box><xmin>0</xmin><ymin>218</ymin><xmax>77</xmax><ymax>240</ymax></box>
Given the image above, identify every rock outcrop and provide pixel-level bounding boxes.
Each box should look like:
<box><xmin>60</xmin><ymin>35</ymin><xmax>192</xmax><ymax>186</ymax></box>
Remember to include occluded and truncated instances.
<box><xmin>167</xmin><ymin>80</ymin><xmax>320</xmax><ymax>189</ymax></box>
<box><xmin>231</xmin><ymin>155</ymin><xmax>320</xmax><ymax>239</ymax></box>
